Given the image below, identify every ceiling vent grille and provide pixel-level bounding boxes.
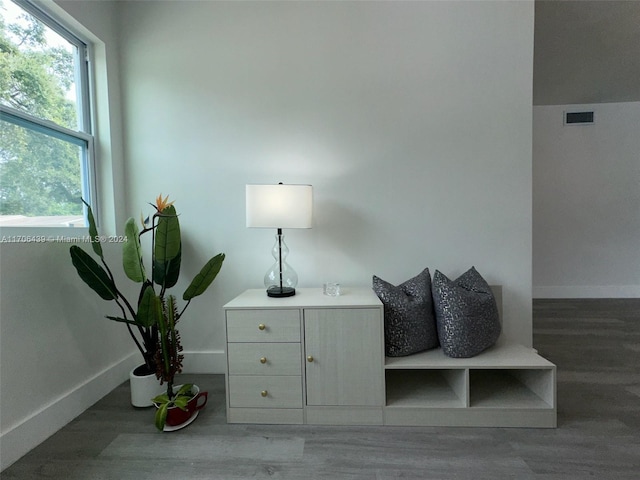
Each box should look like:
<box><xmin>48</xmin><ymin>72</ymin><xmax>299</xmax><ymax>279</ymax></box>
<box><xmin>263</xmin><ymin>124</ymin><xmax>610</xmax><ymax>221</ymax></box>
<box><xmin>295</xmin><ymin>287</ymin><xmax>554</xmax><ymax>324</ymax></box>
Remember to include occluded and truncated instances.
<box><xmin>564</xmin><ymin>111</ymin><xmax>594</xmax><ymax>125</ymax></box>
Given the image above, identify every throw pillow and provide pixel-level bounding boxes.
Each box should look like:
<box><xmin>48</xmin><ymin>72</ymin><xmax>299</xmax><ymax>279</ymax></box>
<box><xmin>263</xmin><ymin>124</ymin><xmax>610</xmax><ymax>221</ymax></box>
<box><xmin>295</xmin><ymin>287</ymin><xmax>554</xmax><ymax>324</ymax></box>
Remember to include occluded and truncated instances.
<box><xmin>373</xmin><ymin>268</ymin><xmax>439</xmax><ymax>357</ymax></box>
<box><xmin>432</xmin><ymin>267</ymin><xmax>501</xmax><ymax>358</ymax></box>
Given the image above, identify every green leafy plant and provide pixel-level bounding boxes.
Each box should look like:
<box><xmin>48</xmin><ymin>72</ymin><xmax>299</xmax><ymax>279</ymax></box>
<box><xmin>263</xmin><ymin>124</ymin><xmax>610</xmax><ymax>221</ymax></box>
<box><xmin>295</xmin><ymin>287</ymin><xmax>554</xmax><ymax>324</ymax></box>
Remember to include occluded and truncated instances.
<box><xmin>152</xmin><ymin>383</ymin><xmax>194</xmax><ymax>431</ymax></box>
<box><xmin>69</xmin><ymin>195</ymin><xmax>225</xmax><ymax>386</ymax></box>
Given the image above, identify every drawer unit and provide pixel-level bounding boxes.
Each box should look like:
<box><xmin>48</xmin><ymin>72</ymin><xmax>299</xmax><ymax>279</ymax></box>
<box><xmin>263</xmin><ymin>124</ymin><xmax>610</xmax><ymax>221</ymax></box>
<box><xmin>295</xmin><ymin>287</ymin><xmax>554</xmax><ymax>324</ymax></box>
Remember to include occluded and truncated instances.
<box><xmin>226</xmin><ymin>309</ymin><xmax>300</xmax><ymax>342</ymax></box>
<box><xmin>228</xmin><ymin>375</ymin><xmax>303</xmax><ymax>408</ymax></box>
<box><xmin>227</xmin><ymin>343</ymin><xmax>302</xmax><ymax>376</ymax></box>
<box><xmin>225</xmin><ymin>306</ymin><xmax>304</xmax><ymax>423</ymax></box>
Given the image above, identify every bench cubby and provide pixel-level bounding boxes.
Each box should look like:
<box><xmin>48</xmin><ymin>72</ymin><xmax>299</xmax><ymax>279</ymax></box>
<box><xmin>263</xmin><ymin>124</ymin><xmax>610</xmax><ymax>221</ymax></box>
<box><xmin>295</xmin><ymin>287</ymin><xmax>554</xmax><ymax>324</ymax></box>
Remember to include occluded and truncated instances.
<box><xmin>384</xmin><ymin>343</ymin><xmax>556</xmax><ymax>427</ymax></box>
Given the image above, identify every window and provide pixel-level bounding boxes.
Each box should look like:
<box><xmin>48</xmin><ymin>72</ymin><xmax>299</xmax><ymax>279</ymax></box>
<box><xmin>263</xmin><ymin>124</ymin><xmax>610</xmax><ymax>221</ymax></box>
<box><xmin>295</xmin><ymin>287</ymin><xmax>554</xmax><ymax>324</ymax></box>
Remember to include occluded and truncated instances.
<box><xmin>0</xmin><ymin>0</ymin><xmax>94</xmax><ymax>229</ymax></box>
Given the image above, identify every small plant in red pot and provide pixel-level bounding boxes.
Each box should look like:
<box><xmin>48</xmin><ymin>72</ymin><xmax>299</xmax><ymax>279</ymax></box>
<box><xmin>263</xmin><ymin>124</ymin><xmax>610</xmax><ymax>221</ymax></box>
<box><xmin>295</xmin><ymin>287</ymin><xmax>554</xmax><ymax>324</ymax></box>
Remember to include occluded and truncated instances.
<box><xmin>153</xmin><ymin>384</ymin><xmax>208</xmax><ymax>429</ymax></box>
<box><xmin>151</xmin><ymin>295</ymin><xmax>209</xmax><ymax>431</ymax></box>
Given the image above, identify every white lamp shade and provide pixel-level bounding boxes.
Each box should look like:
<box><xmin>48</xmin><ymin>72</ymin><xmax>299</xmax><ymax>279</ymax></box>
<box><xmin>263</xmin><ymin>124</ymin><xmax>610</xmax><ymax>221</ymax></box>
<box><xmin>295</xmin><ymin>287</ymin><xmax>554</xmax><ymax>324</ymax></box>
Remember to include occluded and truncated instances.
<box><xmin>246</xmin><ymin>184</ymin><xmax>313</xmax><ymax>228</ymax></box>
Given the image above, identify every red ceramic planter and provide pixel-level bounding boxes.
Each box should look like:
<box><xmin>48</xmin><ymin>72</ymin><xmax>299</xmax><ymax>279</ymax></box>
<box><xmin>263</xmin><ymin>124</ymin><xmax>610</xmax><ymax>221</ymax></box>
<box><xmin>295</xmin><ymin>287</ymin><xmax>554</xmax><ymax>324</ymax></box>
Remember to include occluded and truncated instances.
<box><xmin>162</xmin><ymin>384</ymin><xmax>208</xmax><ymax>429</ymax></box>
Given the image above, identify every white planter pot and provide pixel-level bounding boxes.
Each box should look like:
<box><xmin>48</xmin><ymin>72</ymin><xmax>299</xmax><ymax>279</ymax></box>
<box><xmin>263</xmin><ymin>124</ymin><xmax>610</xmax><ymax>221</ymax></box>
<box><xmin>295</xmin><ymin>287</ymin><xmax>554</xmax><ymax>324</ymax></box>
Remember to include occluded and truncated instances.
<box><xmin>129</xmin><ymin>365</ymin><xmax>162</xmax><ymax>407</ymax></box>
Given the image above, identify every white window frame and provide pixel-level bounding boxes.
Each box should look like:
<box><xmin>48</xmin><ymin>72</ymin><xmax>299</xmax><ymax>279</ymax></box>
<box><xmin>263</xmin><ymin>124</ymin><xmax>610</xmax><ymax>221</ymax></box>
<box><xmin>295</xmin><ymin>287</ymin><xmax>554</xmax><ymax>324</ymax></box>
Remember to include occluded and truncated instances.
<box><xmin>0</xmin><ymin>0</ymin><xmax>98</xmax><ymax>239</ymax></box>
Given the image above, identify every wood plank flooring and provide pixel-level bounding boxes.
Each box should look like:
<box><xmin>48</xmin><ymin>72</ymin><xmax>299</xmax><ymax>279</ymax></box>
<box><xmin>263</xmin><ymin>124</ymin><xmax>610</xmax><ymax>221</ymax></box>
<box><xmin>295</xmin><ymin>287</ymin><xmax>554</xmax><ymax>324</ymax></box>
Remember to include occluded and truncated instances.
<box><xmin>3</xmin><ymin>298</ymin><xmax>639</xmax><ymax>479</ymax></box>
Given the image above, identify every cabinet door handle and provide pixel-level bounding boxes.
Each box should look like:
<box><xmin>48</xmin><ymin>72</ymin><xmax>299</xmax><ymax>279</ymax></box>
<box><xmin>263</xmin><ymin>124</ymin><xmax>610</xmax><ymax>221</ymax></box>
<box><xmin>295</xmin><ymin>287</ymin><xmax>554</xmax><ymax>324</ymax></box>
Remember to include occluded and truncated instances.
<box><xmin>261</xmin><ymin>390</ymin><xmax>268</xmax><ymax>397</ymax></box>
<box><xmin>307</xmin><ymin>355</ymin><xmax>314</xmax><ymax>363</ymax></box>
<box><xmin>260</xmin><ymin>357</ymin><xmax>267</xmax><ymax>364</ymax></box>
<box><xmin>258</xmin><ymin>323</ymin><xmax>266</xmax><ymax>331</ymax></box>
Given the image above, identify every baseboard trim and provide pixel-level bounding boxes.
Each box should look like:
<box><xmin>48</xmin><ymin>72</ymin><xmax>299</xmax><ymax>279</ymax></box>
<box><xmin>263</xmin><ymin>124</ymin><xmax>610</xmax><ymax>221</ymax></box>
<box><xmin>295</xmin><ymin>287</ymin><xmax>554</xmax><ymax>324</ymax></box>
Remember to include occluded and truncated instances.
<box><xmin>533</xmin><ymin>285</ymin><xmax>640</xmax><ymax>299</ymax></box>
<box><xmin>0</xmin><ymin>351</ymin><xmax>225</xmax><ymax>471</ymax></box>
<box><xmin>0</xmin><ymin>352</ymin><xmax>139</xmax><ymax>472</ymax></box>
<box><xmin>182</xmin><ymin>350</ymin><xmax>227</xmax><ymax>374</ymax></box>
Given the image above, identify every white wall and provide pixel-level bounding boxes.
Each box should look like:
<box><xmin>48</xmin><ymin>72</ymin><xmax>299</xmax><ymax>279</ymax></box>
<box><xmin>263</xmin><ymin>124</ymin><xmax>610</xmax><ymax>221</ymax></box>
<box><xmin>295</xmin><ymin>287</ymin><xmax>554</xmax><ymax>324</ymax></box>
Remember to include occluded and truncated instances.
<box><xmin>0</xmin><ymin>241</ymin><xmax>138</xmax><ymax>470</ymax></box>
<box><xmin>533</xmin><ymin>102</ymin><xmax>640</xmax><ymax>298</ymax></box>
<box><xmin>0</xmin><ymin>0</ymin><xmax>130</xmax><ymax>471</ymax></box>
<box><xmin>1</xmin><ymin>0</ymin><xmax>535</xmax><ymax>470</ymax></box>
<box><xmin>118</xmin><ymin>0</ymin><xmax>534</xmax><ymax>355</ymax></box>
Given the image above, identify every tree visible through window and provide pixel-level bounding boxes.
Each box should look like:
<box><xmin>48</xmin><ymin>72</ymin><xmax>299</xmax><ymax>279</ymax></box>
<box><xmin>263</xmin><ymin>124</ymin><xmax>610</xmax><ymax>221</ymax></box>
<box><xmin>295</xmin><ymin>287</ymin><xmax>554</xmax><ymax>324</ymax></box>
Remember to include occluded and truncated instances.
<box><xmin>0</xmin><ymin>0</ymin><xmax>93</xmax><ymax>228</ymax></box>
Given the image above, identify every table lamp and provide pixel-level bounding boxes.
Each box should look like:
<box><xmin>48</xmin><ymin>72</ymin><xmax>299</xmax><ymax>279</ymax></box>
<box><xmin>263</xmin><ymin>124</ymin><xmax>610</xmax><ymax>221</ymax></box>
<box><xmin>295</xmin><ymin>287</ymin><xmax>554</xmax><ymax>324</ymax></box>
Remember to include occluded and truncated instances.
<box><xmin>246</xmin><ymin>183</ymin><xmax>313</xmax><ymax>297</ymax></box>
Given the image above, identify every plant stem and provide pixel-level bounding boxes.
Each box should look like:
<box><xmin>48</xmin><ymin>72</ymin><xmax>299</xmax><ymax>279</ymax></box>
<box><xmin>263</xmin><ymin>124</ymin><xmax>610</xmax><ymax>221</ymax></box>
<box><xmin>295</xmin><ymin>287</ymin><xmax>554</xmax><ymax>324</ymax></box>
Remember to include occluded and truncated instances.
<box><xmin>177</xmin><ymin>299</ymin><xmax>191</xmax><ymax>320</ymax></box>
<box><xmin>114</xmin><ymin>301</ymin><xmax>147</xmax><ymax>361</ymax></box>
<box><xmin>166</xmin><ymin>380</ymin><xmax>174</xmax><ymax>400</ymax></box>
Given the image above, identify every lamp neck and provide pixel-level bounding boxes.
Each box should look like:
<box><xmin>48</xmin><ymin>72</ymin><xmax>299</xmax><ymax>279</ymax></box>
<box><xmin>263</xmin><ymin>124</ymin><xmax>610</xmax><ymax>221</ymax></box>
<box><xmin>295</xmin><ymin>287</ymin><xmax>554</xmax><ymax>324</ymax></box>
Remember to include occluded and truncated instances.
<box><xmin>276</xmin><ymin>228</ymin><xmax>284</xmax><ymax>290</ymax></box>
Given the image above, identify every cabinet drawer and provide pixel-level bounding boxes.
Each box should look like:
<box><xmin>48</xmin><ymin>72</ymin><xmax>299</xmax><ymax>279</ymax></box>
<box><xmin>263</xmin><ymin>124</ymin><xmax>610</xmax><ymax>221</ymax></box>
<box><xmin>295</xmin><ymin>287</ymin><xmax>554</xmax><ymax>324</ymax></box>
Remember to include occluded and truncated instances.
<box><xmin>228</xmin><ymin>343</ymin><xmax>302</xmax><ymax>375</ymax></box>
<box><xmin>227</xmin><ymin>309</ymin><xmax>300</xmax><ymax>342</ymax></box>
<box><xmin>228</xmin><ymin>375</ymin><xmax>303</xmax><ymax>408</ymax></box>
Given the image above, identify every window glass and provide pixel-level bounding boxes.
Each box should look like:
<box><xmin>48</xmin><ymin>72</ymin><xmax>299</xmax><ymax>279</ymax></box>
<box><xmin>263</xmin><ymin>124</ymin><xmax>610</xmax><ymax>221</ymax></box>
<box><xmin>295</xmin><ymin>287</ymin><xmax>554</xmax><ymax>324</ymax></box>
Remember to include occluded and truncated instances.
<box><xmin>1</xmin><ymin>0</ymin><xmax>80</xmax><ymax>129</ymax></box>
<box><xmin>0</xmin><ymin>0</ymin><xmax>93</xmax><ymax>229</ymax></box>
<box><xmin>1</xmin><ymin>118</ymin><xmax>86</xmax><ymax>223</ymax></box>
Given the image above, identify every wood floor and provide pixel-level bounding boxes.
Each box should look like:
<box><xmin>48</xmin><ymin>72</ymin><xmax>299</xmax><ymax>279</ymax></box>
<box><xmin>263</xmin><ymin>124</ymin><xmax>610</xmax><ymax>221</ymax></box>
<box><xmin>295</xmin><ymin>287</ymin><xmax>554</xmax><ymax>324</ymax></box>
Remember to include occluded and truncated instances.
<box><xmin>3</xmin><ymin>299</ymin><xmax>639</xmax><ymax>479</ymax></box>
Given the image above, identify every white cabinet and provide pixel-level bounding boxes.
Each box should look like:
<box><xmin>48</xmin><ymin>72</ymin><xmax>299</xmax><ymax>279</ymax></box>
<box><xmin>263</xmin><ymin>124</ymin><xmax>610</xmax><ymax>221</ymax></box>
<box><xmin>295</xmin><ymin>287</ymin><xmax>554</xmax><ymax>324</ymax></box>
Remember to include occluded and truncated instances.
<box><xmin>224</xmin><ymin>288</ymin><xmax>556</xmax><ymax>428</ymax></box>
<box><xmin>224</xmin><ymin>288</ymin><xmax>384</xmax><ymax>425</ymax></box>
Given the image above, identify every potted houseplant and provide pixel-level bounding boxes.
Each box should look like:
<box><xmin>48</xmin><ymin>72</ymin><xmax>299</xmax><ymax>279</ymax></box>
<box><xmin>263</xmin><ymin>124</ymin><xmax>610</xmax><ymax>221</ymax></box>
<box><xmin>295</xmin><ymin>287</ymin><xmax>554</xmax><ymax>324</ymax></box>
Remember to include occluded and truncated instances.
<box><xmin>151</xmin><ymin>293</ymin><xmax>208</xmax><ymax>431</ymax></box>
<box><xmin>69</xmin><ymin>195</ymin><xmax>225</xmax><ymax>407</ymax></box>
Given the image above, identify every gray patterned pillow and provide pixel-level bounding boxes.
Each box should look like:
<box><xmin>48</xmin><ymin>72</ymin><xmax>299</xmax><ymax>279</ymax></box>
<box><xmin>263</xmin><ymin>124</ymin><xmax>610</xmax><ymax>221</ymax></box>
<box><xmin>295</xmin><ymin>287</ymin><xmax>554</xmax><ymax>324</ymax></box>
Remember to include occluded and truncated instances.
<box><xmin>432</xmin><ymin>267</ymin><xmax>501</xmax><ymax>358</ymax></box>
<box><xmin>373</xmin><ymin>268</ymin><xmax>439</xmax><ymax>357</ymax></box>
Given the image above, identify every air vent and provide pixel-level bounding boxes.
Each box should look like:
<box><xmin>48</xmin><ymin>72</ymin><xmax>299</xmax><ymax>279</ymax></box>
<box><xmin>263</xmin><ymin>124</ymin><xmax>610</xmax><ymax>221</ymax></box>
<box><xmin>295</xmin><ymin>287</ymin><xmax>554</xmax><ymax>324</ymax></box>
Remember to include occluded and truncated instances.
<box><xmin>564</xmin><ymin>111</ymin><xmax>594</xmax><ymax>125</ymax></box>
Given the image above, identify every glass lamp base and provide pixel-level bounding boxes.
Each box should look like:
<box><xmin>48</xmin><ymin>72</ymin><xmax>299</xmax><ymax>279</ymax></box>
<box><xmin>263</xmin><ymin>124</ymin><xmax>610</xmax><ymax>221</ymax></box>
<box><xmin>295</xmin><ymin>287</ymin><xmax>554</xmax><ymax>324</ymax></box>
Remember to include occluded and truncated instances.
<box><xmin>267</xmin><ymin>286</ymin><xmax>296</xmax><ymax>298</ymax></box>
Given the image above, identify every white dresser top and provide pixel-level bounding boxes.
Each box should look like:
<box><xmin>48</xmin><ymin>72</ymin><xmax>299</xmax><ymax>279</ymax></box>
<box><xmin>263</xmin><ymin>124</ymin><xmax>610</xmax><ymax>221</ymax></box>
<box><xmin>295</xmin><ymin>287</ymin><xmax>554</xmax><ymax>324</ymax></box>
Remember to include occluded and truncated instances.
<box><xmin>224</xmin><ymin>287</ymin><xmax>382</xmax><ymax>309</ymax></box>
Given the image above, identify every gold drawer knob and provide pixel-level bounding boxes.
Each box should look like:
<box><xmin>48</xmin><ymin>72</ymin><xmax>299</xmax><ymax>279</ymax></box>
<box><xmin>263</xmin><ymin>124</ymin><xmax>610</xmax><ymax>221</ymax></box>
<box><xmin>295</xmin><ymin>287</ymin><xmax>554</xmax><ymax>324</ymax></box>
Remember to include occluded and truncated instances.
<box><xmin>260</xmin><ymin>357</ymin><xmax>267</xmax><ymax>364</ymax></box>
<box><xmin>261</xmin><ymin>390</ymin><xmax>268</xmax><ymax>397</ymax></box>
<box><xmin>307</xmin><ymin>355</ymin><xmax>314</xmax><ymax>363</ymax></box>
<box><xmin>258</xmin><ymin>323</ymin><xmax>266</xmax><ymax>331</ymax></box>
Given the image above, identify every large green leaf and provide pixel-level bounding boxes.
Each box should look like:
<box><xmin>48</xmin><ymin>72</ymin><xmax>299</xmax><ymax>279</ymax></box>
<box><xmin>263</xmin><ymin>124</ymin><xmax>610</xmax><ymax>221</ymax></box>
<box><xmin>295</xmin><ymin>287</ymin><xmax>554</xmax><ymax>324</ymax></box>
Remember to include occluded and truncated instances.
<box><xmin>155</xmin><ymin>205</ymin><xmax>181</xmax><ymax>261</ymax></box>
<box><xmin>151</xmin><ymin>393</ymin><xmax>169</xmax><ymax>404</ymax></box>
<box><xmin>176</xmin><ymin>383</ymin><xmax>193</xmax><ymax>396</ymax></box>
<box><xmin>153</xmin><ymin>205</ymin><xmax>181</xmax><ymax>287</ymax></box>
<box><xmin>122</xmin><ymin>218</ymin><xmax>145</xmax><ymax>283</ymax></box>
<box><xmin>70</xmin><ymin>246</ymin><xmax>117</xmax><ymax>300</ymax></box>
<box><xmin>154</xmin><ymin>402</ymin><xmax>169</xmax><ymax>431</ymax></box>
<box><xmin>153</xmin><ymin>247</ymin><xmax>181</xmax><ymax>289</ymax></box>
<box><xmin>172</xmin><ymin>396</ymin><xmax>189</xmax><ymax>410</ymax></box>
<box><xmin>183</xmin><ymin>253</ymin><xmax>225</xmax><ymax>301</ymax></box>
<box><xmin>83</xmin><ymin>200</ymin><xmax>103</xmax><ymax>259</ymax></box>
<box><xmin>136</xmin><ymin>285</ymin><xmax>159</xmax><ymax>328</ymax></box>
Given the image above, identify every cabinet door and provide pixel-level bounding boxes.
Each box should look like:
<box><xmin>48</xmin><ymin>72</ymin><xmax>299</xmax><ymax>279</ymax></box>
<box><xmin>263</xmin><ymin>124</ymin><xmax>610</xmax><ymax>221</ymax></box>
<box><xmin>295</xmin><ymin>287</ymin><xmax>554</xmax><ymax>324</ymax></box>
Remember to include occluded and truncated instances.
<box><xmin>304</xmin><ymin>308</ymin><xmax>384</xmax><ymax>406</ymax></box>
